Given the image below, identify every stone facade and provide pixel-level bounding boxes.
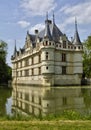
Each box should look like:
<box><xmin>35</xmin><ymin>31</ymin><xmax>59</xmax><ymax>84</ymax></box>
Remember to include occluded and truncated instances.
<box><xmin>11</xmin><ymin>15</ymin><xmax>83</xmax><ymax>86</ymax></box>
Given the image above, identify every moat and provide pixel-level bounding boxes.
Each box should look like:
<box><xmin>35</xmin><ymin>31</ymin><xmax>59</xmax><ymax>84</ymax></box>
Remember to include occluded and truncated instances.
<box><xmin>1</xmin><ymin>85</ymin><xmax>91</xmax><ymax>117</ymax></box>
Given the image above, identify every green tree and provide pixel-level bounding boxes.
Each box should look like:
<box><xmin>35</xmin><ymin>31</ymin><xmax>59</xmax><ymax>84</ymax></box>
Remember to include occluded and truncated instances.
<box><xmin>0</xmin><ymin>40</ymin><xmax>7</xmax><ymax>62</ymax></box>
<box><xmin>83</xmin><ymin>36</ymin><xmax>91</xmax><ymax>77</ymax></box>
<box><xmin>0</xmin><ymin>40</ymin><xmax>12</xmax><ymax>85</ymax></box>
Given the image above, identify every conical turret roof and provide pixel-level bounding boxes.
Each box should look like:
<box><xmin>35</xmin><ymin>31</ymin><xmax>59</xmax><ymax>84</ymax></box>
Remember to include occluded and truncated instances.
<box><xmin>44</xmin><ymin>13</ymin><xmax>52</xmax><ymax>40</ymax></box>
<box><xmin>73</xmin><ymin>18</ymin><xmax>81</xmax><ymax>45</ymax></box>
<box><xmin>13</xmin><ymin>40</ymin><xmax>17</xmax><ymax>56</ymax></box>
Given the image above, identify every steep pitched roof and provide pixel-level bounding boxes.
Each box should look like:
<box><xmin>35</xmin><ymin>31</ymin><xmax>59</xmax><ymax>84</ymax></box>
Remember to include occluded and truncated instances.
<box><xmin>52</xmin><ymin>13</ymin><xmax>63</xmax><ymax>42</ymax></box>
<box><xmin>43</xmin><ymin>13</ymin><xmax>52</xmax><ymax>40</ymax></box>
<box><xmin>44</xmin><ymin>19</ymin><xmax>52</xmax><ymax>40</ymax></box>
<box><xmin>26</xmin><ymin>31</ymin><xmax>36</xmax><ymax>48</ymax></box>
<box><xmin>39</xmin><ymin>13</ymin><xmax>63</xmax><ymax>42</ymax></box>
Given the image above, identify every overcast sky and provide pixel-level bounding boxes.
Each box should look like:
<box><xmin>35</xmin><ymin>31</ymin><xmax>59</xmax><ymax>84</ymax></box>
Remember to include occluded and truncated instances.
<box><xmin>0</xmin><ymin>0</ymin><xmax>91</xmax><ymax>65</ymax></box>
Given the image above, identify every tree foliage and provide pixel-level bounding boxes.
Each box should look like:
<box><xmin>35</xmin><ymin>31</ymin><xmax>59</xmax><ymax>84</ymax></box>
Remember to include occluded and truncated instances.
<box><xmin>83</xmin><ymin>36</ymin><xmax>91</xmax><ymax>77</ymax></box>
<box><xmin>0</xmin><ymin>40</ymin><xmax>7</xmax><ymax>62</ymax></box>
<box><xmin>0</xmin><ymin>40</ymin><xmax>12</xmax><ymax>85</ymax></box>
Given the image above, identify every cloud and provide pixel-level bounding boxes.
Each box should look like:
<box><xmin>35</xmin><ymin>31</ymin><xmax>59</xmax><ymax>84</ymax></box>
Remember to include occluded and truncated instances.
<box><xmin>17</xmin><ymin>20</ymin><xmax>30</xmax><ymax>28</ymax></box>
<box><xmin>59</xmin><ymin>1</ymin><xmax>91</xmax><ymax>25</ymax></box>
<box><xmin>20</xmin><ymin>0</ymin><xmax>57</xmax><ymax>16</ymax></box>
<box><xmin>29</xmin><ymin>23</ymin><xmax>45</xmax><ymax>34</ymax></box>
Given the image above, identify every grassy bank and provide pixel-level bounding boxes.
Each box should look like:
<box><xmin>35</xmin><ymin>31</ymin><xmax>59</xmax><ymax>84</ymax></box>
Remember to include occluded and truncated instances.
<box><xmin>0</xmin><ymin>110</ymin><xmax>91</xmax><ymax>130</ymax></box>
<box><xmin>0</xmin><ymin>120</ymin><xmax>91</xmax><ymax>130</ymax></box>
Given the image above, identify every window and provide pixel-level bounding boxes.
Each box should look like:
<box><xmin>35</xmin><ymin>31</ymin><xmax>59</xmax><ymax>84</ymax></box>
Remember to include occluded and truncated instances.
<box><xmin>32</xmin><ymin>95</ymin><xmax>34</xmax><ymax>102</ymax></box>
<box><xmin>31</xmin><ymin>68</ymin><xmax>34</xmax><ymax>76</ymax></box>
<box><xmin>15</xmin><ymin>63</ymin><xmax>18</xmax><ymax>68</ymax></box>
<box><xmin>68</xmin><ymin>46</ymin><xmax>70</xmax><ymax>49</ymax></box>
<box><xmin>63</xmin><ymin>97</ymin><xmax>67</xmax><ymax>105</ymax></box>
<box><xmin>46</xmin><ymin>66</ymin><xmax>48</xmax><ymax>70</ymax></box>
<box><xmin>20</xmin><ymin>61</ymin><xmax>22</xmax><ymax>68</ymax></box>
<box><xmin>62</xmin><ymin>66</ymin><xmax>66</xmax><ymax>74</ymax></box>
<box><xmin>31</xmin><ymin>57</ymin><xmax>34</xmax><ymax>65</ymax></box>
<box><xmin>46</xmin><ymin>41</ymin><xmax>48</xmax><ymax>46</ymax></box>
<box><xmin>25</xmin><ymin>58</ymin><xmax>29</xmax><ymax>66</ymax></box>
<box><xmin>63</xmin><ymin>41</ymin><xmax>66</xmax><ymax>48</ymax></box>
<box><xmin>25</xmin><ymin>69</ymin><xmax>29</xmax><ymax>76</ymax></box>
<box><xmin>46</xmin><ymin>52</ymin><xmax>48</xmax><ymax>60</ymax></box>
<box><xmin>78</xmin><ymin>46</ymin><xmax>80</xmax><ymax>49</ymax></box>
<box><xmin>25</xmin><ymin>93</ymin><xmax>29</xmax><ymax>101</ymax></box>
<box><xmin>39</xmin><ymin>54</ymin><xmax>41</xmax><ymax>63</ymax></box>
<box><xmin>20</xmin><ymin>71</ymin><xmax>22</xmax><ymax>77</ymax></box>
<box><xmin>16</xmin><ymin>71</ymin><xmax>18</xmax><ymax>77</ymax></box>
<box><xmin>39</xmin><ymin>97</ymin><xmax>41</xmax><ymax>105</ymax></box>
<box><xmin>39</xmin><ymin>67</ymin><xmax>41</xmax><ymax>75</ymax></box>
<box><xmin>62</xmin><ymin>53</ymin><xmax>66</xmax><ymax>62</ymax></box>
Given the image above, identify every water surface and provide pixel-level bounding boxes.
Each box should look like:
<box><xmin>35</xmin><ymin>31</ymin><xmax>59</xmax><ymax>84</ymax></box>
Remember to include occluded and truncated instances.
<box><xmin>0</xmin><ymin>88</ymin><xmax>12</xmax><ymax>116</ymax></box>
<box><xmin>1</xmin><ymin>85</ymin><xmax>91</xmax><ymax>117</ymax></box>
<box><xmin>12</xmin><ymin>85</ymin><xmax>91</xmax><ymax>117</ymax></box>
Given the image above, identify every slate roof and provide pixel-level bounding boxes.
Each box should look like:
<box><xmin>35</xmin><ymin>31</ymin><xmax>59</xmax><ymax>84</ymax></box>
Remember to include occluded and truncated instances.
<box><xmin>73</xmin><ymin>19</ymin><xmax>81</xmax><ymax>45</ymax></box>
<box><xmin>39</xmin><ymin>19</ymin><xmax>63</xmax><ymax>42</ymax></box>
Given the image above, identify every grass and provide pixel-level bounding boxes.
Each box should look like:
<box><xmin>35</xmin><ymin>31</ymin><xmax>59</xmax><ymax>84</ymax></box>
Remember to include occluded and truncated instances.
<box><xmin>0</xmin><ymin>110</ymin><xmax>91</xmax><ymax>130</ymax></box>
<box><xmin>0</xmin><ymin>120</ymin><xmax>91</xmax><ymax>130</ymax></box>
<box><xmin>0</xmin><ymin>110</ymin><xmax>88</xmax><ymax>121</ymax></box>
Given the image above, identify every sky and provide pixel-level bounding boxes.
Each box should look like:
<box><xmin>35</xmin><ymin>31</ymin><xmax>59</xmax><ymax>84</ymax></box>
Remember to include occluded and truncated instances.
<box><xmin>0</xmin><ymin>0</ymin><xmax>91</xmax><ymax>66</ymax></box>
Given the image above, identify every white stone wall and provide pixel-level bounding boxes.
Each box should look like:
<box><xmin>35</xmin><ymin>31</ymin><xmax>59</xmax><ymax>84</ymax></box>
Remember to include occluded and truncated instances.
<box><xmin>73</xmin><ymin>53</ymin><xmax>83</xmax><ymax>74</ymax></box>
<box><xmin>12</xmin><ymin>44</ymin><xmax>83</xmax><ymax>86</ymax></box>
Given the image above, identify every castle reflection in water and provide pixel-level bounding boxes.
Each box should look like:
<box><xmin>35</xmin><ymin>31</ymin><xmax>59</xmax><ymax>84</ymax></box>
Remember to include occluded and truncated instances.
<box><xmin>12</xmin><ymin>85</ymin><xmax>91</xmax><ymax>117</ymax></box>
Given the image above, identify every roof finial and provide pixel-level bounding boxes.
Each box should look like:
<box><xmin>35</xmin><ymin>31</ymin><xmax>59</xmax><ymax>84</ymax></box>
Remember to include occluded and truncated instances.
<box><xmin>53</xmin><ymin>11</ymin><xmax>55</xmax><ymax>23</ymax></box>
<box><xmin>75</xmin><ymin>17</ymin><xmax>77</xmax><ymax>32</ymax></box>
<box><xmin>27</xmin><ymin>30</ymin><xmax>29</xmax><ymax>34</ymax></box>
<box><xmin>14</xmin><ymin>40</ymin><xmax>17</xmax><ymax>56</ymax></box>
<box><xmin>46</xmin><ymin>12</ymin><xmax>48</xmax><ymax>20</ymax></box>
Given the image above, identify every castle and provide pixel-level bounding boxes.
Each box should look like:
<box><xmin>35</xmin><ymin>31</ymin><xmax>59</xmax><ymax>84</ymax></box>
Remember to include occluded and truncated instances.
<box><xmin>11</xmin><ymin>14</ymin><xmax>83</xmax><ymax>86</ymax></box>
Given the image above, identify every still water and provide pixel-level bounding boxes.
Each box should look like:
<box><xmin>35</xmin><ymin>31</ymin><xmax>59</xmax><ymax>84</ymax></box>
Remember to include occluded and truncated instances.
<box><xmin>0</xmin><ymin>88</ymin><xmax>12</xmax><ymax>116</ymax></box>
<box><xmin>1</xmin><ymin>85</ymin><xmax>91</xmax><ymax>117</ymax></box>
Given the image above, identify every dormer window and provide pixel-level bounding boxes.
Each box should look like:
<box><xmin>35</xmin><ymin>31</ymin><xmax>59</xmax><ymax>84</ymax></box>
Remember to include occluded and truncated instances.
<box><xmin>46</xmin><ymin>41</ymin><xmax>48</xmax><ymax>46</ymax></box>
<box><xmin>78</xmin><ymin>46</ymin><xmax>80</xmax><ymax>49</ymax></box>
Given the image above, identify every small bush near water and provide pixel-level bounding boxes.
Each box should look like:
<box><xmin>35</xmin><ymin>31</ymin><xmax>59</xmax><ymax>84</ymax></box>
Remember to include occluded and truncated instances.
<box><xmin>1</xmin><ymin>110</ymin><xmax>91</xmax><ymax>121</ymax></box>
